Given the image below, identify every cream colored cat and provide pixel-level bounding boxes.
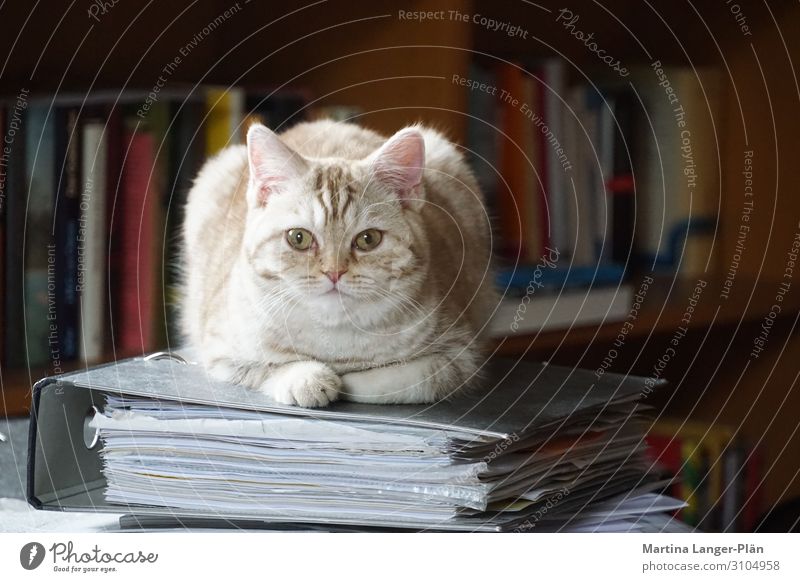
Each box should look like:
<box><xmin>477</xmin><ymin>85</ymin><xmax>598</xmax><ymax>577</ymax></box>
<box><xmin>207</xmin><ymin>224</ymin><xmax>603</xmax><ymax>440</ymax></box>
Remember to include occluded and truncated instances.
<box><xmin>181</xmin><ymin>119</ymin><xmax>494</xmax><ymax>407</ymax></box>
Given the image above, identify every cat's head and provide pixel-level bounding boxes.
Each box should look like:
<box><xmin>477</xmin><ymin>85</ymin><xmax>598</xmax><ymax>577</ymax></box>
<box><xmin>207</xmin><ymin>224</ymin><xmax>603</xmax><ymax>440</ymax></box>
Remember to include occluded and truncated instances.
<box><xmin>242</xmin><ymin>123</ymin><xmax>429</xmax><ymax>320</ymax></box>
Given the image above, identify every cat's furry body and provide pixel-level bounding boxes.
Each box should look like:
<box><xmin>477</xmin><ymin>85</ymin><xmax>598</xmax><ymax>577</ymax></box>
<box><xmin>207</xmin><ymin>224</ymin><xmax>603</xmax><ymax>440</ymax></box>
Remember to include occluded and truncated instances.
<box><xmin>181</xmin><ymin>120</ymin><xmax>494</xmax><ymax>406</ymax></box>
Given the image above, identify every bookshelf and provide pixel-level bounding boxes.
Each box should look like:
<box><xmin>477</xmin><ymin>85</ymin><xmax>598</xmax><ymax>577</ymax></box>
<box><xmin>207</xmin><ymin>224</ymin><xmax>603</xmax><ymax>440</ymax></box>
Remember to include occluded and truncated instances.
<box><xmin>2</xmin><ymin>0</ymin><xmax>799</xmax><ymax>525</ymax></box>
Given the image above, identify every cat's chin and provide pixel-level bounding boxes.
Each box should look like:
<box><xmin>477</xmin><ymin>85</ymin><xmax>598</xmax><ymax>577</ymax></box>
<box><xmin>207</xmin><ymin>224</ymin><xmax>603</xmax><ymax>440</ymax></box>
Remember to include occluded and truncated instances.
<box><xmin>310</xmin><ymin>289</ymin><xmax>352</xmax><ymax>306</ymax></box>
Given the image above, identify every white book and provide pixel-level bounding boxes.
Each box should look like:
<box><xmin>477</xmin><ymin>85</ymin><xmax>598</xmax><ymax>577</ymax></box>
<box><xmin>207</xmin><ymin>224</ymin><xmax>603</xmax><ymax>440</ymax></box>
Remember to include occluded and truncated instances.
<box><xmin>78</xmin><ymin>121</ymin><xmax>108</xmax><ymax>363</ymax></box>
<box><xmin>489</xmin><ymin>285</ymin><xmax>633</xmax><ymax>337</ymax></box>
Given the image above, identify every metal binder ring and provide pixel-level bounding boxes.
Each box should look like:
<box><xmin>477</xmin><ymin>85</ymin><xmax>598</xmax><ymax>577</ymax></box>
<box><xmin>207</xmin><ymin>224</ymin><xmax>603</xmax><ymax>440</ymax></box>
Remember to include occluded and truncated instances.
<box><xmin>143</xmin><ymin>352</ymin><xmax>188</xmax><ymax>364</ymax></box>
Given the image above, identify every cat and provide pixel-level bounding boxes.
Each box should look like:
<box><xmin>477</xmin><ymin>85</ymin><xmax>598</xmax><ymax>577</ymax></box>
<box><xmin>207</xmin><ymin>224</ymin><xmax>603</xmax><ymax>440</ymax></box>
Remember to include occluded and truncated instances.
<box><xmin>180</xmin><ymin>119</ymin><xmax>495</xmax><ymax>407</ymax></box>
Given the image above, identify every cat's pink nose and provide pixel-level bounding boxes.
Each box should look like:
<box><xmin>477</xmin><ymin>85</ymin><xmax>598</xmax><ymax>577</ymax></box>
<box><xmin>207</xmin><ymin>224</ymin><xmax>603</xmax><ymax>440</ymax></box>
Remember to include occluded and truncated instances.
<box><xmin>324</xmin><ymin>269</ymin><xmax>348</xmax><ymax>284</ymax></box>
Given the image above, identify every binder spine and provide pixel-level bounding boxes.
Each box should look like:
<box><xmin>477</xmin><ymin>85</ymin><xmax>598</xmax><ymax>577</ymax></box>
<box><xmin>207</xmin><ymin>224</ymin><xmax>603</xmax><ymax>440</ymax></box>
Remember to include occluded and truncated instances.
<box><xmin>27</xmin><ymin>376</ymin><xmax>56</xmax><ymax>509</ymax></box>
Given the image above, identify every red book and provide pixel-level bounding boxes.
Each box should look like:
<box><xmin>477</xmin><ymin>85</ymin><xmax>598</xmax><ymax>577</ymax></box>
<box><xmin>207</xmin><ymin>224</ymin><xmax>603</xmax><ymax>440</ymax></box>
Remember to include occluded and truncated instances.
<box><xmin>115</xmin><ymin>129</ymin><xmax>158</xmax><ymax>355</ymax></box>
<box><xmin>742</xmin><ymin>445</ymin><xmax>764</xmax><ymax>532</ymax></box>
<box><xmin>645</xmin><ymin>433</ymin><xmax>684</xmax><ymax>510</ymax></box>
<box><xmin>533</xmin><ymin>68</ymin><xmax>550</xmax><ymax>254</ymax></box>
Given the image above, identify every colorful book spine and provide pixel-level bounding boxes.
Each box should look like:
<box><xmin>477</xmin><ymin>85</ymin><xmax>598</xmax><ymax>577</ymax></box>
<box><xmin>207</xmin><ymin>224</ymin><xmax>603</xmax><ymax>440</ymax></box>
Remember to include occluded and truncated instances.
<box><xmin>721</xmin><ymin>443</ymin><xmax>743</xmax><ymax>532</ymax></box>
<box><xmin>495</xmin><ymin>62</ymin><xmax>529</xmax><ymax>260</ymax></box>
<box><xmin>23</xmin><ymin>102</ymin><xmax>55</xmax><ymax>366</ymax></box>
<box><xmin>146</xmin><ymin>102</ymin><xmax>171</xmax><ymax>349</ymax></box>
<box><xmin>541</xmin><ymin>59</ymin><xmax>568</xmax><ymax>256</ymax></box>
<box><xmin>465</xmin><ymin>62</ymin><xmax>499</xmax><ymax>213</ymax></box>
<box><xmin>116</xmin><ymin>127</ymin><xmax>158</xmax><ymax>354</ymax></box>
<box><xmin>204</xmin><ymin>87</ymin><xmax>244</xmax><ymax>156</ymax></box>
<box><xmin>742</xmin><ymin>445</ymin><xmax>764</xmax><ymax>531</ymax></box>
<box><xmin>680</xmin><ymin>438</ymin><xmax>701</xmax><ymax>527</ymax></box>
<box><xmin>53</xmin><ymin>106</ymin><xmax>82</xmax><ymax>361</ymax></box>
<box><xmin>4</xmin><ymin>99</ymin><xmax>27</xmax><ymax>368</ymax></box>
<box><xmin>78</xmin><ymin>119</ymin><xmax>108</xmax><ymax>363</ymax></box>
<box><xmin>609</xmin><ymin>90</ymin><xmax>637</xmax><ymax>266</ymax></box>
<box><xmin>521</xmin><ymin>74</ymin><xmax>543</xmax><ymax>262</ymax></box>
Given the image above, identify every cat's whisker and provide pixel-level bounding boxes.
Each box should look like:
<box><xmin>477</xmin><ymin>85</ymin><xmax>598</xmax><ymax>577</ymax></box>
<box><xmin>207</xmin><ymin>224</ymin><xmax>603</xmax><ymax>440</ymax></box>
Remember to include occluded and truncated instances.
<box><xmin>365</xmin><ymin>287</ymin><xmax>430</xmax><ymax>319</ymax></box>
<box><xmin>257</xmin><ymin>287</ymin><xmax>299</xmax><ymax>321</ymax></box>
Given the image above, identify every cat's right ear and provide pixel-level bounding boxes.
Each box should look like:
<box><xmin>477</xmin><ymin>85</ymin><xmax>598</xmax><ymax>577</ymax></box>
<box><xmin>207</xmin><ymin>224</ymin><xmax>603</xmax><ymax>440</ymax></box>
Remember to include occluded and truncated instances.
<box><xmin>246</xmin><ymin>124</ymin><xmax>308</xmax><ymax>206</ymax></box>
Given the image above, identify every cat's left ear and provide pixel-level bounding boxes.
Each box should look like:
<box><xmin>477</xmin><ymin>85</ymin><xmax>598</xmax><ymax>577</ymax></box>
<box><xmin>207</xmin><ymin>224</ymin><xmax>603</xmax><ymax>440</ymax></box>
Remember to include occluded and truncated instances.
<box><xmin>367</xmin><ymin>128</ymin><xmax>425</xmax><ymax>209</ymax></box>
<box><xmin>246</xmin><ymin>123</ymin><xmax>308</xmax><ymax>206</ymax></box>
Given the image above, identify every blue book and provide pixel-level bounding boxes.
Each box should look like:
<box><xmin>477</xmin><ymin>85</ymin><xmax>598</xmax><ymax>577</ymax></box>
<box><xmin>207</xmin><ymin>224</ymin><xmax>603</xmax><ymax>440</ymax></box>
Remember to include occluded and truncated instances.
<box><xmin>53</xmin><ymin>106</ymin><xmax>81</xmax><ymax>361</ymax></box>
<box><xmin>496</xmin><ymin>264</ymin><xmax>626</xmax><ymax>294</ymax></box>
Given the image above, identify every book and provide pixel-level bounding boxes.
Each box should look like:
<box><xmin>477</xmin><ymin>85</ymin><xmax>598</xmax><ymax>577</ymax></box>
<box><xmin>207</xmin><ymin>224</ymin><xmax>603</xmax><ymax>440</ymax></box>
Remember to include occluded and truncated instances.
<box><xmin>30</xmin><ymin>353</ymin><xmax>684</xmax><ymax>532</ymax></box>
<box><xmin>78</xmin><ymin>119</ymin><xmax>108</xmax><ymax>363</ymax></box>
<box><xmin>541</xmin><ymin>59</ymin><xmax>569</xmax><ymax>255</ymax></box>
<box><xmin>680</xmin><ymin>437</ymin><xmax>701</xmax><ymax>527</ymax></box>
<box><xmin>721</xmin><ymin>443</ymin><xmax>743</xmax><ymax>532</ymax></box>
<box><xmin>607</xmin><ymin>89</ymin><xmax>638</xmax><ymax>265</ymax></box>
<box><xmin>4</xmin><ymin>98</ymin><xmax>27</xmax><ymax>368</ymax></box>
<box><xmin>143</xmin><ymin>101</ymin><xmax>172</xmax><ymax>349</ymax></box>
<box><xmin>465</xmin><ymin>61</ymin><xmax>499</xmax><ymax>215</ymax></box>
<box><xmin>644</xmin><ymin>431</ymin><xmax>684</xmax><ymax>503</ymax></box>
<box><xmin>53</xmin><ymin>105</ymin><xmax>82</xmax><ymax>362</ymax></box>
<box><xmin>489</xmin><ymin>284</ymin><xmax>633</xmax><ymax>337</ymax></box>
<box><xmin>591</xmin><ymin>88</ymin><xmax>615</xmax><ymax>264</ymax></box>
<box><xmin>743</xmin><ymin>445</ymin><xmax>764</xmax><ymax>532</ymax></box>
<box><xmin>496</xmin><ymin>263</ymin><xmax>626</xmax><ymax>292</ymax></box>
<box><xmin>495</xmin><ymin>62</ymin><xmax>529</xmax><ymax>259</ymax></box>
<box><xmin>521</xmin><ymin>73</ymin><xmax>544</xmax><ymax>261</ymax></box>
<box><xmin>23</xmin><ymin>101</ymin><xmax>55</xmax><ymax>366</ymax></box>
<box><xmin>564</xmin><ymin>86</ymin><xmax>596</xmax><ymax>265</ymax></box>
<box><xmin>204</xmin><ymin>86</ymin><xmax>245</xmax><ymax>156</ymax></box>
<box><xmin>115</xmin><ymin>126</ymin><xmax>159</xmax><ymax>354</ymax></box>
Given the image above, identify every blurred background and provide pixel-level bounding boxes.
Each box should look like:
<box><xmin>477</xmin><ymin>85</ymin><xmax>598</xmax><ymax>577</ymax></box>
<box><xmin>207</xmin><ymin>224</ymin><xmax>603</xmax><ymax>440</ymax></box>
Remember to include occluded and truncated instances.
<box><xmin>1</xmin><ymin>0</ymin><xmax>799</xmax><ymax>531</ymax></box>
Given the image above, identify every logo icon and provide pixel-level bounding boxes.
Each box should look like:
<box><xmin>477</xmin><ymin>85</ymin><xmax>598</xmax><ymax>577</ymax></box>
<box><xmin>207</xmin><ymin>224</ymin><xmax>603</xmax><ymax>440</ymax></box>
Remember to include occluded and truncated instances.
<box><xmin>20</xmin><ymin>542</ymin><xmax>46</xmax><ymax>570</ymax></box>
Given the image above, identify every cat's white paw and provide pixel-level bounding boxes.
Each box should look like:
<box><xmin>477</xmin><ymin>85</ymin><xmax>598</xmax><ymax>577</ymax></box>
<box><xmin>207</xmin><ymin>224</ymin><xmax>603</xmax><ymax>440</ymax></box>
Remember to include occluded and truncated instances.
<box><xmin>262</xmin><ymin>361</ymin><xmax>342</xmax><ymax>408</ymax></box>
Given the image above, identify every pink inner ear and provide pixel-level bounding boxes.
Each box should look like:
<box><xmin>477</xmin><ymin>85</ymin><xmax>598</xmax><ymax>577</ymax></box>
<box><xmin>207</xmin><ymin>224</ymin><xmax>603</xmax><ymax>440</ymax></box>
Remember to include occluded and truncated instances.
<box><xmin>252</xmin><ymin>174</ymin><xmax>281</xmax><ymax>206</ymax></box>
<box><xmin>372</xmin><ymin>129</ymin><xmax>425</xmax><ymax>199</ymax></box>
<box><xmin>247</xmin><ymin>124</ymin><xmax>306</xmax><ymax>205</ymax></box>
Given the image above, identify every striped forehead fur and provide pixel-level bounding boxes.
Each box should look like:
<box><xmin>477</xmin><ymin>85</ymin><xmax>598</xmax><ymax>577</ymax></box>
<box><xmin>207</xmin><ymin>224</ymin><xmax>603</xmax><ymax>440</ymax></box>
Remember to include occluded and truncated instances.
<box><xmin>312</xmin><ymin>163</ymin><xmax>358</xmax><ymax>222</ymax></box>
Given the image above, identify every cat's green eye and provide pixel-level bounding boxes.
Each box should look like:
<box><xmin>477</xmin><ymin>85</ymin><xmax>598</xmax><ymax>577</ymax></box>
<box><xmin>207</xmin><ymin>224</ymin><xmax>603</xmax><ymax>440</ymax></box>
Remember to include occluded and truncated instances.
<box><xmin>286</xmin><ymin>228</ymin><xmax>314</xmax><ymax>251</ymax></box>
<box><xmin>353</xmin><ymin>229</ymin><xmax>382</xmax><ymax>251</ymax></box>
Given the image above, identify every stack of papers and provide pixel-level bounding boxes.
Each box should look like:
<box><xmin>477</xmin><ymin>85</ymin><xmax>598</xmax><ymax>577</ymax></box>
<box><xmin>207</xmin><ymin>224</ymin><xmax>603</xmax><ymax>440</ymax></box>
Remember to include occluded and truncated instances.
<box><xmin>90</xmin><ymin>359</ymin><xmax>685</xmax><ymax>532</ymax></box>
